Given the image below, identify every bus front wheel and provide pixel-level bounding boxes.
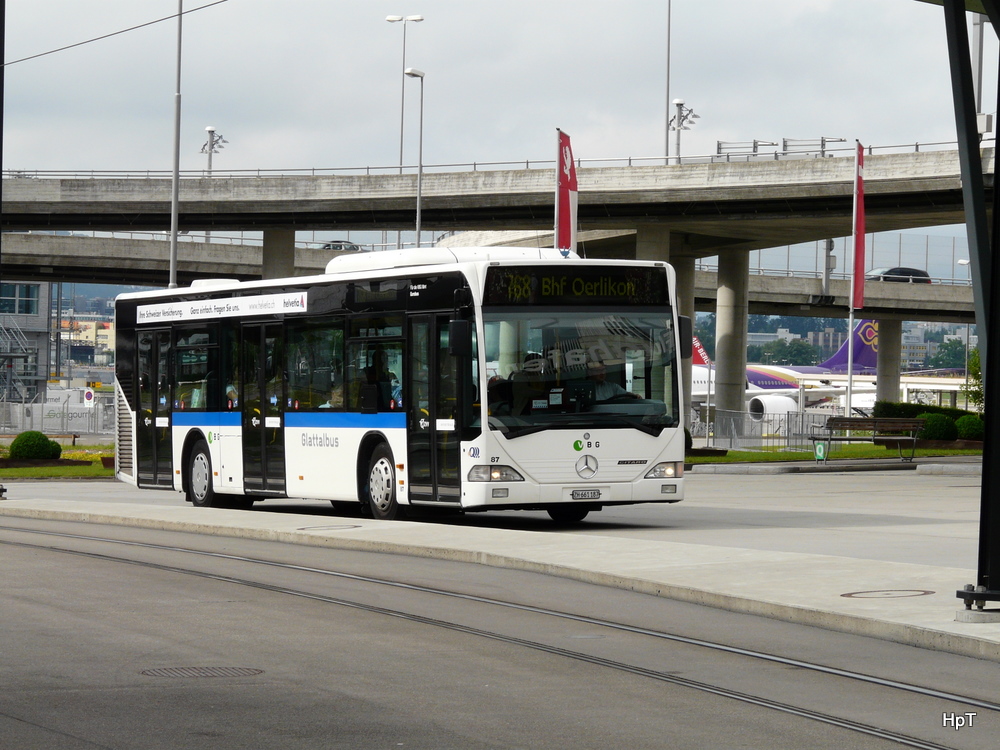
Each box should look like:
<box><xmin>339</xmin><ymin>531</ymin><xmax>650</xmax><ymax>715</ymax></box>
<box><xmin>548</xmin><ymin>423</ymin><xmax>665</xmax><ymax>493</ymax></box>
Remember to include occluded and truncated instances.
<box><xmin>365</xmin><ymin>444</ymin><xmax>405</xmax><ymax>520</ymax></box>
<box><xmin>187</xmin><ymin>441</ymin><xmax>216</xmax><ymax>507</ymax></box>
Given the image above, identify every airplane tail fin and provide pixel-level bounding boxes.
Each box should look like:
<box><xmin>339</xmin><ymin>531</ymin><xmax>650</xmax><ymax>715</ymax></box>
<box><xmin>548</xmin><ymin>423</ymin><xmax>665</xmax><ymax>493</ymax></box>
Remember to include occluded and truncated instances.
<box><xmin>819</xmin><ymin>320</ymin><xmax>878</xmax><ymax>372</ymax></box>
<box><xmin>692</xmin><ymin>336</ymin><xmax>712</xmax><ymax>365</ymax></box>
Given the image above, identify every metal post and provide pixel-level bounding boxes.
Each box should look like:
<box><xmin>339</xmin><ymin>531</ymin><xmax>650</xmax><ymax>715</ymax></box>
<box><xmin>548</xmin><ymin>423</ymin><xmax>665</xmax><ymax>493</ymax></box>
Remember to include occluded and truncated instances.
<box><xmin>673</xmin><ymin>99</ymin><xmax>683</xmax><ymax>164</ymax></box>
<box><xmin>942</xmin><ymin>0</ymin><xmax>1000</xmax><ymax>611</ymax></box>
<box><xmin>664</xmin><ymin>0</ymin><xmax>671</xmax><ymax>165</ymax></box>
<box><xmin>387</xmin><ymin>15</ymin><xmax>423</xmax><ymax>249</ymax></box>
<box><xmin>405</xmin><ymin>69</ymin><xmax>425</xmax><ymax>248</ymax></box>
<box><xmin>168</xmin><ymin>0</ymin><xmax>183</xmax><ymax>289</ymax></box>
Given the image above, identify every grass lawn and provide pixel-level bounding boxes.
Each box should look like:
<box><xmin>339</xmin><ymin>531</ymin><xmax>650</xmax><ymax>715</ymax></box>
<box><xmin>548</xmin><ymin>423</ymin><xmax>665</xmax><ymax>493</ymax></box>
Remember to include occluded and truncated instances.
<box><xmin>0</xmin><ymin>445</ymin><xmax>116</xmax><ymax>480</ymax></box>
<box><xmin>686</xmin><ymin>444</ymin><xmax>983</xmax><ymax>464</ymax></box>
<box><xmin>0</xmin><ymin>442</ymin><xmax>982</xmax><ymax>479</ymax></box>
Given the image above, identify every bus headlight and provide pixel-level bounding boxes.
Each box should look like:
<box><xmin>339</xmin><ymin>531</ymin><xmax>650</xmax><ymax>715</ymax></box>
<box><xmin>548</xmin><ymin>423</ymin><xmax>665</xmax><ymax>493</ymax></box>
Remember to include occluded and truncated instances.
<box><xmin>468</xmin><ymin>465</ymin><xmax>525</xmax><ymax>482</ymax></box>
<box><xmin>644</xmin><ymin>462</ymin><xmax>683</xmax><ymax>479</ymax></box>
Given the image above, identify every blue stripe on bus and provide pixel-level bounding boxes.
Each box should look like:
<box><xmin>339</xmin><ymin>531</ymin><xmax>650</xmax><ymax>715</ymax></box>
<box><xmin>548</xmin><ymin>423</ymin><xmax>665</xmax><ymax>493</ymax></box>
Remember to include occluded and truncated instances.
<box><xmin>171</xmin><ymin>411</ymin><xmax>241</xmax><ymax>426</ymax></box>
<box><xmin>284</xmin><ymin>411</ymin><xmax>406</xmax><ymax>429</ymax></box>
<box><xmin>170</xmin><ymin>411</ymin><xmax>406</xmax><ymax>429</ymax></box>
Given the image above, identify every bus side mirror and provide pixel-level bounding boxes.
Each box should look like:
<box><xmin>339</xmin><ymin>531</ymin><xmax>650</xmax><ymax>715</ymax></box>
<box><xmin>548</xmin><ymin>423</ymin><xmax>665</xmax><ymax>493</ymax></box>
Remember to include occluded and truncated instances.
<box><xmin>679</xmin><ymin>315</ymin><xmax>692</xmax><ymax>359</ymax></box>
<box><xmin>448</xmin><ymin>320</ymin><xmax>472</xmax><ymax>357</ymax></box>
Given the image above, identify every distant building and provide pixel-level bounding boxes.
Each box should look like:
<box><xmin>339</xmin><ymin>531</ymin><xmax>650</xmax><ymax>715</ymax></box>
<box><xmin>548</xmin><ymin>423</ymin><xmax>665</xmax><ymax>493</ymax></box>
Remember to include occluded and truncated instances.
<box><xmin>807</xmin><ymin>327</ymin><xmax>848</xmax><ymax>361</ymax></box>
<box><xmin>747</xmin><ymin>328</ymin><xmax>798</xmax><ymax>346</ymax></box>
<box><xmin>1</xmin><ymin>281</ymin><xmax>53</xmax><ymax>400</ymax></box>
<box><xmin>901</xmin><ymin>330</ymin><xmax>938</xmax><ymax>370</ymax></box>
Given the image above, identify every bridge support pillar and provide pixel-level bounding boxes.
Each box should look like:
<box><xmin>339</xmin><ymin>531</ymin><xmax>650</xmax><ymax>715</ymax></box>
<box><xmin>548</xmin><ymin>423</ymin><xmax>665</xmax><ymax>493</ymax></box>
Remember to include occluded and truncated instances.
<box><xmin>633</xmin><ymin>227</ymin><xmax>699</xmax><ymax>422</ymax></box>
<box><xmin>875</xmin><ymin>318</ymin><xmax>902</xmax><ymax>404</ymax></box>
<box><xmin>262</xmin><ymin>230</ymin><xmax>296</xmax><ymax>279</ymax></box>
<box><xmin>635</xmin><ymin>225</ymin><xmax>671</xmax><ymax>261</ymax></box>
<box><xmin>715</xmin><ymin>250</ymin><xmax>750</xmax><ymax>416</ymax></box>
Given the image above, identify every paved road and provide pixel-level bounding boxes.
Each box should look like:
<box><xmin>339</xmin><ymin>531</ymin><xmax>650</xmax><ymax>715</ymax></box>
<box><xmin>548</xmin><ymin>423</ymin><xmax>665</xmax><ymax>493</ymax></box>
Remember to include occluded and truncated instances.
<box><xmin>3</xmin><ymin>513</ymin><xmax>997</xmax><ymax>749</ymax></box>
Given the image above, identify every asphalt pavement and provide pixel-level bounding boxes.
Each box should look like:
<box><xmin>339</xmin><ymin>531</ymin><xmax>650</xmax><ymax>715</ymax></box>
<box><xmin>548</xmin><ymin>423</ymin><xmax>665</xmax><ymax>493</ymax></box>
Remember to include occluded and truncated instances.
<box><xmin>1</xmin><ymin>454</ymin><xmax>996</xmax><ymax>663</ymax></box>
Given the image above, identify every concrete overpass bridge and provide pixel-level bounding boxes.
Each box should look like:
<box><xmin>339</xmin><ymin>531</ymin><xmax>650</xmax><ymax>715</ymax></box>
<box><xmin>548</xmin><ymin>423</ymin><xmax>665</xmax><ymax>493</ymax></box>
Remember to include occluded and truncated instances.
<box><xmin>0</xmin><ymin>230</ymin><xmax>975</xmax><ymax>324</ymax></box>
<box><xmin>2</xmin><ymin>147</ymin><xmax>992</xmax><ymax>259</ymax></box>
<box><xmin>1</xmin><ymin>145</ymin><xmax>988</xmax><ymax>417</ymax></box>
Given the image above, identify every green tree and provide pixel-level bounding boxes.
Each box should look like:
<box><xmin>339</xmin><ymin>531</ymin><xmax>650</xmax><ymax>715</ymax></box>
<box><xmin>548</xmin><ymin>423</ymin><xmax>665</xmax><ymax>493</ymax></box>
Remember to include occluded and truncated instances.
<box><xmin>784</xmin><ymin>338</ymin><xmax>821</xmax><ymax>365</ymax></box>
<box><xmin>925</xmin><ymin>338</ymin><xmax>968</xmax><ymax>370</ymax></box>
<box><xmin>747</xmin><ymin>315</ymin><xmax>775</xmax><ymax>333</ymax></box>
<box><xmin>962</xmin><ymin>347</ymin><xmax>983</xmax><ymax>413</ymax></box>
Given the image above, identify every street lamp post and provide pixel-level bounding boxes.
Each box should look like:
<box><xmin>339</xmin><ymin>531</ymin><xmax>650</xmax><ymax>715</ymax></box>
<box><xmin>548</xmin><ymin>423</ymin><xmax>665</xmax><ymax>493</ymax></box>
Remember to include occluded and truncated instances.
<box><xmin>404</xmin><ymin>68</ymin><xmax>425</xmax><ymax>248</ymax></box>
<box><xmin>168</xmin><ymin>0</ymin><xmax>184</xmax><ymax>288</ymax></box>
<box><xmin>670</xmin><ymin>98</ymin><xmax>700</xmax><ymax>165</ymax></box>
<box><xmin>200</xmin><ymin>126</ymin><xmax>226</xmax><ymax>242</ymax></box>
<box><xmin>664</xmin><ymin>0</ymin><xmax>671</xmax><ymax>164</ymax></box>
<box><xmin>387</xmin><ymin>14</ymin><xmax>424</xmax><ymax>249</ymax></box>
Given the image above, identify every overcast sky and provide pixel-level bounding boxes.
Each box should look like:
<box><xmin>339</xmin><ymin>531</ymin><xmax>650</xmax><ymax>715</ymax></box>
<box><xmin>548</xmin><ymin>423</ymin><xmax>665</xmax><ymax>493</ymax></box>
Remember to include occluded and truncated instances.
<box><xmin>4</xmin><ymin>0</ymin><xmax>996</xmax><ymax>176</ymax></box>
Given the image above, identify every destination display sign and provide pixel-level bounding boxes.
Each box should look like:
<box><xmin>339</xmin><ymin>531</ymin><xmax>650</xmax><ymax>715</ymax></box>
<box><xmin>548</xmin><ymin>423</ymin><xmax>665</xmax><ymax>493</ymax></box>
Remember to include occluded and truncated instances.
<box><xmin>136</xmin><ymin>292</ymin><xmax>308</xmax><ymax>324</ymax></box>
<box><xmin>483</xmin><ymin>265</ymin><xmax>668</xmax><ymax>306</ymax></box>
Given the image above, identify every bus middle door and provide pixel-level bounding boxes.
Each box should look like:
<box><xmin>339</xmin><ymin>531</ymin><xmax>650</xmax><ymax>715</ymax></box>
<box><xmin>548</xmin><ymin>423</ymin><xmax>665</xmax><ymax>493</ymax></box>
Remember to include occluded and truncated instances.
<box><xmin>136</xmin><ymin>328</ymin><xmax>173</xmax><ymax>488</ymax></box>
<box><xmin>241</xmin><ymin>323</ymin><xmax>286</xmax><ymax>496</ymax></box>
<box><xmin>406</xmin><ymin>315</ymin><xmax>461</xmax><ymax>504</ymax></box>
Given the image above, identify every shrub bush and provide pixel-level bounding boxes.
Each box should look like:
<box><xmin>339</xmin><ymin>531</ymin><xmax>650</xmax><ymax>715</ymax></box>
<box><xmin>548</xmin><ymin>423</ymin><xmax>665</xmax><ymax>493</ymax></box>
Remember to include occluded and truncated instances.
<box><xmin>8</xmin><ymin>431</ymin><xmax>62</xmax><ymax>460</ymax></box>
<box><xmin>873</xmin><ymin>400</ymin><xmax>972</xmax><ymax>421</ymax></box>
<box><xmin>916</xmin><ymin>413</ymin><xmax>958</xmax><ymax>441</ymax></box>
<box><xmin>955</xmin><ymin>414</ymin><xmax>985</xmax><ymax>441</ymax></box>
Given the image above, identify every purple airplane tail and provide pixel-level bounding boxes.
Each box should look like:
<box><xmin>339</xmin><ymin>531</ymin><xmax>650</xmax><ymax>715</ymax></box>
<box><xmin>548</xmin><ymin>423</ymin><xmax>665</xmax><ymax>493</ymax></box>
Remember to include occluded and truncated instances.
<box><xmin>820</xmin><ymin>319</ymin><xmax>878</xmax><ymax>373</ymax></box>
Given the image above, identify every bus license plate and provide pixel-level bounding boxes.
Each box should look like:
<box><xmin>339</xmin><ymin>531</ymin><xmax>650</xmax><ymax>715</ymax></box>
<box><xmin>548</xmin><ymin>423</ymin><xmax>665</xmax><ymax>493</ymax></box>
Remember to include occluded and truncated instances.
<box><xmin>571</xmin><ymin>489</ymin><xmax>601</xmax><ymax>500</ymax></box>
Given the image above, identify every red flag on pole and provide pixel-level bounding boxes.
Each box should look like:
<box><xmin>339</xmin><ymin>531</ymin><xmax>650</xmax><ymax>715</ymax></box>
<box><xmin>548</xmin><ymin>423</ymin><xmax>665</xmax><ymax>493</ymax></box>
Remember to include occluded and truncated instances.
<box><xmin>555</xmin><ymin>129</ymin><xmax>578</xmax><ymax>255</ymax></box>
<box><xmin>851</xmin><ymin>141</ymin><xmax>866</xmax><ymax>309</ymax></box>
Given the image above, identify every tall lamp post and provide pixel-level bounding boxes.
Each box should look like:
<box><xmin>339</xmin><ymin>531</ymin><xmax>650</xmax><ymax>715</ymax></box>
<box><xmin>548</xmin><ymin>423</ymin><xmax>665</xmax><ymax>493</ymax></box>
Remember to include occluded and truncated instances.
<box><xmin>200</xmin><ymin>126</ymin><xmax>226</xmax><ymax>242</ymax></box>
<box><xmin>168</xmin><ymin>0</ymin><xmax>184</xmax><ymax>288</ymax></box>
<box><xmin>404</xmin><ymin>68</ymin><xmax>425</xmax><ymax>248</ymax></box>
<box><xmin>664</xmin><ymin>0</ymin><xmax>671</xmax><ymax>164</ymax></box>
<box><xmin>669</xmin><ymin>98</ymin><xmax>699</xmax><ymax>165</ymax></box>
<box><xmin>387</xmin><ymin>15</ymin><xmax>424</xmax><ymax>248</ymax></box>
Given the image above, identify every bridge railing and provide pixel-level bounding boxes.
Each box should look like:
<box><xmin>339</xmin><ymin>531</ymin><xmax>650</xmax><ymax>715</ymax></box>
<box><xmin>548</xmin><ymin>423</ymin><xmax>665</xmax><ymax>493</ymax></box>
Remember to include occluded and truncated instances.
<box><xmin>696</xmin><ymin>233</ymin><xmax>974</xmax><ymax>287</ymax></box>
<box><xmin>2</xmin><ymin>138</ymin><xmax>992</xmax><ymax>181</ymax></box>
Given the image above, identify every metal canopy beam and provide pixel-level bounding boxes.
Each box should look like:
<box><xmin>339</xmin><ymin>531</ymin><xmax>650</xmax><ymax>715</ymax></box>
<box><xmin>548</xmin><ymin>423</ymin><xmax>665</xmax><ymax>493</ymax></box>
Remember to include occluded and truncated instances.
<box><xmin>940</xmin><ymin>0</ymin><xmax>1000</xmax><ymax>609</ymax></box>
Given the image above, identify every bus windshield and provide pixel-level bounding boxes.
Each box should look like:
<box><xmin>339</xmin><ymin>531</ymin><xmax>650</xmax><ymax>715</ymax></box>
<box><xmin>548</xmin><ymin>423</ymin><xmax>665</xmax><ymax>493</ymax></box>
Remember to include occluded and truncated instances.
<box><xmin>483</xmin><ymin>310</ymin><xmax>679</xmax><ymax>438</ymax></box>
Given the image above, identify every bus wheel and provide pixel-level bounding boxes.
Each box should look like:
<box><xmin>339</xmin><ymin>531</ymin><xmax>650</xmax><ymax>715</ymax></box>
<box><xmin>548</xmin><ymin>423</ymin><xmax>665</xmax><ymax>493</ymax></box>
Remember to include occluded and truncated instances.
<box><xmin>366</xmin><ymin>444</ymin><xmax>405</xmax><ymax>520</ymax></box>
<box><xmin>187</xmin><ymin>441</ymin><xmax>216</xmax><ymax>507</ymax></box>
<box><xmin>547</xmin><ymin>504</ymin><xmax>591</xmax><ymax>523</ymax></box>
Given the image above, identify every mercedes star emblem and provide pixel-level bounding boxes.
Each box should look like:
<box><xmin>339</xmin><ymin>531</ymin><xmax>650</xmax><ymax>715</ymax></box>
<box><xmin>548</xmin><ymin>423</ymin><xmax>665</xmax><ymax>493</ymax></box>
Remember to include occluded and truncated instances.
<box><xmin>575</xmin><ymin>454</ymin><xmax>598</xmax><ymax>479</ymax></box>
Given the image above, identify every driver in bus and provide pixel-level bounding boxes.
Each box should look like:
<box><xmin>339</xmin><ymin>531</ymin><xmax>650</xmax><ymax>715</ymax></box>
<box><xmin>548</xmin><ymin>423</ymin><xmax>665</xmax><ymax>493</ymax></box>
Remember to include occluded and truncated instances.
<box><xmin>587</xmin><ymin>360</ymin><xmax>639</xmax><ymax>401</ymax></box>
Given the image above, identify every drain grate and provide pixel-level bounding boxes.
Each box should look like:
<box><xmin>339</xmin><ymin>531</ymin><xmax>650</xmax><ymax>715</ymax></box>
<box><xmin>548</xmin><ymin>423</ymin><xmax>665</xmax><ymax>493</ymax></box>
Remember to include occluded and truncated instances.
<box><xmin>140</xmin><ymin>667</ymin><xmax>264</xmax><ymax>678</ymax></box>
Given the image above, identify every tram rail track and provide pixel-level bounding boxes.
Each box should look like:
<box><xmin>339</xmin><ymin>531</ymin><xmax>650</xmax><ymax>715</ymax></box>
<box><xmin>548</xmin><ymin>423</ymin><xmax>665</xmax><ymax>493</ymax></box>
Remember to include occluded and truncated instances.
<box><xmin>2</xmin><ymin>522</ymin><xmax>996</xmax><ymax>750</ymax></box>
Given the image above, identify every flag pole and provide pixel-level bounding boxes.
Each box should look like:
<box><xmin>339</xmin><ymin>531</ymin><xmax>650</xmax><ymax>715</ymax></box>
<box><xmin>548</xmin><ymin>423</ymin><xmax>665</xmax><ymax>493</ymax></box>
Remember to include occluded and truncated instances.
<box><xmin>847</xmin><ymin>140</ymin><xmax>865</xmax><ymax>415</ymax></box>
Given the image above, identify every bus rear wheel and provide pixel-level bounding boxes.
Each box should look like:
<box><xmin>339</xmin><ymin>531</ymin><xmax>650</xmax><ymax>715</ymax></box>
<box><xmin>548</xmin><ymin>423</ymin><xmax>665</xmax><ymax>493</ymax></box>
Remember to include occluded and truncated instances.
<box><xmin>546</xmin><ymin>504</ymin><xmax>591</xmax><ymax>523</ymax></box>
<box><xmin>365</xmin><ymin>444</ymin><xmax>405</xmax><ymax>520</ymax></box>
<box><xmin>187</xmin><ymin>440</ymin><xmax>216</xmax><ymax>507</ymax></box>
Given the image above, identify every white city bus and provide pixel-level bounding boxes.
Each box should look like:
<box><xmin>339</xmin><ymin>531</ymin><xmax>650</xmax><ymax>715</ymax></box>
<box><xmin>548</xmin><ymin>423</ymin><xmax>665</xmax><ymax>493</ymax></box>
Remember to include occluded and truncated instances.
<box><xmin>114</xmin><ymin>247</ymin><xmax>688</xmax><ymax>522</ymax></box>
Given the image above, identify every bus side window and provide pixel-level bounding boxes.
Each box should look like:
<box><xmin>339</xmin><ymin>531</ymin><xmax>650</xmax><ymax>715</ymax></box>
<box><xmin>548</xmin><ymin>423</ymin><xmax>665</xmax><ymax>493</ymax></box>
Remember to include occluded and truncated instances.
<box><xmin>287</xmin><ymin>319</ymin><xmax>344</xmax><ymax>409</ymax></box>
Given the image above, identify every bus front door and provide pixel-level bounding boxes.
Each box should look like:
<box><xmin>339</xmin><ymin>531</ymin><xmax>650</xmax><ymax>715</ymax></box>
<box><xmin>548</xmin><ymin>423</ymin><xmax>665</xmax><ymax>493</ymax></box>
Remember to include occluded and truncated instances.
<box><xmin>241</xmin><ymin>323</ymin><xmax>286</xmax><ymax>496</ymax></box>
<box><xmin>407</xmin><ymin>315</ymin><xmax>461</xmax><ymax>504</ymax></box>
<box><xmin>136</xmin><ymin>329</ymin><xmax>173</xmax><ymax>487</ymax></box>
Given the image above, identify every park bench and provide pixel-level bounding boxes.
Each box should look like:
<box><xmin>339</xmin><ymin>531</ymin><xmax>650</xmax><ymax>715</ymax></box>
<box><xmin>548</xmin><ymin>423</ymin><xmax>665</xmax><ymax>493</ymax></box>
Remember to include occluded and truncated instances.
<box><xmin>808</xmin><ymin>417</ymin><xmax>926</xmax><ymax>463</ymax></box>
